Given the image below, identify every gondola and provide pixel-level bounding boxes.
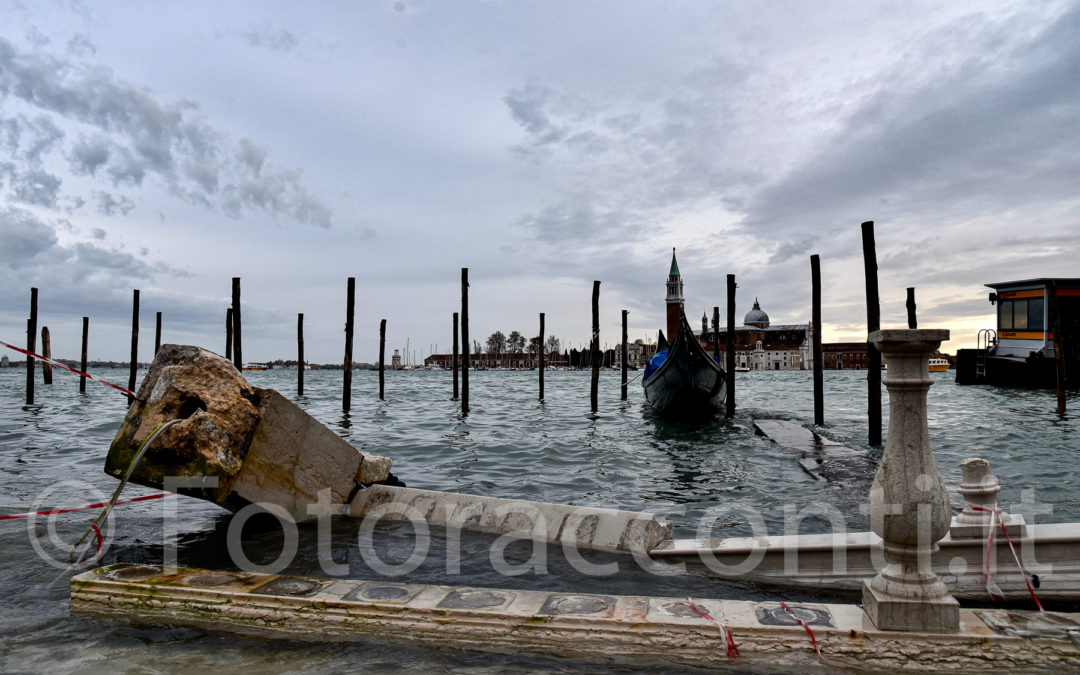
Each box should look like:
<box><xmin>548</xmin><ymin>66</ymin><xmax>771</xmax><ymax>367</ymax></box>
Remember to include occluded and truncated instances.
<box><xmin>642</xmin><ymin>308</ymin><xmax>726</xmax><ymax>418</ymax></box>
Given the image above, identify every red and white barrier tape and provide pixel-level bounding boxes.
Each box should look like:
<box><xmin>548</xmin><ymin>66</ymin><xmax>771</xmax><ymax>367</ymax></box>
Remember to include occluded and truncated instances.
<box><xmin>780</xmin><ymin>601</ymin><xmax>823</xmax><ymax>658</ymax></box>
<box><xmin>971</xmin><ymin>505</ymin><xmax>1045</xmax><ymax>612</ymax></box>
<box><xmin>686</xmin><ymin>596</ymin><xmax>740</xmax><ymax>658</ymax></box>
<box><xmin>1</xmin><ymin>339</ymin><xmax>136</xmax><ymax>398</ymax></box>
<box><xmin>0</xmin><ymin>493</ymin><xmax>167</xmax><ymax>521</ymax></box>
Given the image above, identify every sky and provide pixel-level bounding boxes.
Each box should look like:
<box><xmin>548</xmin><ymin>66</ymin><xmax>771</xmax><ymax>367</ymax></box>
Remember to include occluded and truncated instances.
<box><xmin>2</xmin><ymin>1</ymin><xmax>1078</xmax><ymax>364</ymax></box>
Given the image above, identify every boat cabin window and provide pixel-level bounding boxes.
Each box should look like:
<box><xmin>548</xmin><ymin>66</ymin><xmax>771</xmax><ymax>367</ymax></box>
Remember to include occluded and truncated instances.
<box><xmin>998</xmin><ymin>297</ymin><xmax>1044</xmax><ymax>332</ymax></box>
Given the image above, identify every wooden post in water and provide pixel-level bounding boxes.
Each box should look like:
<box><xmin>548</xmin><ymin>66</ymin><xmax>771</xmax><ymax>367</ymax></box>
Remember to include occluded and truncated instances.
<box><xmin>539</xmin><ymin>312</ymin><xmax>546</xmax><ymax>401</ymax></box>
<box><xmin>811</xmin><ymin>255</ymin><xmax>824</xmax><ymax>426</ymax></box>
<box><xmin>1050</xmin><ymin>281</ymin><xmax>1067</xmax><ymax>413</ymax></box>
<box><xmin>40</xmin><ymin>327</ymin><xmax>53</xmax><ymax>384</ymax></box>
<box><xmin>621</xmin><ymin>310</ymin><xmax>628</xmax><ymax>400</ymax></box>
<box><xmin>590</xmin><ymin>280</ymin><xmax>600</xmax><ymax>414</ymax></box>
<box><xmin>461</xmin><ymin>268</ymin><xmax>470</xmax><ymax>415</ymax></box>
<box><xmin>155</xmin><ymin>312</ymin><xmax>162</xmax><ymax>354</ymax></box>
<box><xmin>379</xmin><ymin>319</ymin><xmax>387</xmax><ymax>401</ymax></box>
<box><xmin>452</xmin><ymin>312</ymin><xmax>459</xmax><ymax>400</ymax></box>
<box><xmin>79</xmin><ymin>317</ymin><xmax>89</xmax><ymax>394</ymax></box>
<box><xmin>712</xmin><ymin>306</ymin><xmax>721</xmax><ymax>362</ymax></box>
<box><xmin>725</xmin><ymin>274</ymin><xmax>736</xmax><ymax>418</ymax></box>
<box><xmin>26</xmin><ymin>288</ymin><xmax>37</xmax><ymax>405</ymax></box>
<box><xmin>231</xmin><ymin>278</ymin><xmax>242</xmax><ymax>371</ymax></box>
<box><xmin>861</xmin><ymin>221</ymin><xmax>882</xmax><ymax>446</ymax></box>
<box><xmin>343</xmin><ymin>277</ymin><xmax>355</xmax><ymax>412</ymax></box>
<box><xmin>297</xmin><ymin>313</ymin><xmax>304</xmax><ymax>397</ymax></box>
<box><xmin>225</xmin><ymin>308</ymin><xmax>233</xmax><ymax>361</ymax></box>
<box><xmin>906</xmin><ymin>287</ymin><xmax>917</xmax><ymax>329</ymax></box>
<box><xmin>128</xmin><ymin>289</ymin><xmax>139</xmax><ymax>407</ymax></box>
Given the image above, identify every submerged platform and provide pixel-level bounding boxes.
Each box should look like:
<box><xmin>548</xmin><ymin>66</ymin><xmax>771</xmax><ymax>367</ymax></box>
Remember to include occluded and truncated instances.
<box><xmin>72</xmin><ymin>564</ymin><xmax>1080</xmax><ymax>672</ymax></box>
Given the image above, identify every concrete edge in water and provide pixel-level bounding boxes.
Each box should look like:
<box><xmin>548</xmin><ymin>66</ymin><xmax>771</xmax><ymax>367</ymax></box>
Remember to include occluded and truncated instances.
<box><xmin>348</xmin><ymin>484</ymin><xmax>672</xmax><ymax>553</ymax></box>
<box><xmin>71</xmin><ymin>564</ymin><xmax>1080</xmax><ymax>671</ymax></box>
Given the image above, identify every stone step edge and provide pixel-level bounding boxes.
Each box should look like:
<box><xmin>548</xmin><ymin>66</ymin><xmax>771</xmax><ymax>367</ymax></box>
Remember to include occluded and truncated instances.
<box><xmin>70</xmin><ymin>564</ymin><xmax>1080</xmax><ymax>672</ymax></box>
<box><xmin>348</xmin><ymin>484</ymin><xmax>672</xmax><ymax>553</ymax></box>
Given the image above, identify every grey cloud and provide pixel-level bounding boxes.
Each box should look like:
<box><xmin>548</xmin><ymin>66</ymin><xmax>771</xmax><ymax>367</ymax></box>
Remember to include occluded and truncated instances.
<box><xmin>91</xmin><ymin>227</ymin><xmax>106</xmax><ymax>239</ymax></box>
<box><xmin>742</xmin><ymin>5</ymin><xmax>1080</xmax><ymax>237</ymax></box>
<box><xmin>95</xmin><ymin>191</ymin><xmax>134</xmax><ymax>216</ymax></box>
<box><xmin>12</xmin><ymin>169</ymin><xmax>61</xmax><ymax>207</ymax></box>
<box><xmin>69</xmin><ymin>135</ymin><xmax>110</xmax><ymax>175</ymax></box>
<box><xmin>240</xmin><ymin>26</ymin><xmax>298</xmax><ymax>53</ymax></box>
<box><xmin>0</xmin><ymin>206</ymin><xmax>58</xmax><ymax>266</ymax></box>
<box><xmin>0</xmin><ymin>36</ymin><xmax>332</xmax><ymax>226</ymax></box>
<box><xmin>505</xmin><ymin>84</ymin><xmax>565</xmax><ymax>145</ymax></box>
<box><xmin>1</xmin><ymin>113</ymin><xmax>65</xmax><ymax>165</ymax></box>
<box><xmin>65</xmin><ymin>34</ymin><xmax>96</xmax><ymax>57</ymax></box>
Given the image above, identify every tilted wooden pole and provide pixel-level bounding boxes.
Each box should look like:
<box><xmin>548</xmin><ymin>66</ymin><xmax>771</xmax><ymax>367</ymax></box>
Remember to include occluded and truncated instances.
<box><xmin>811</xmin><ymin>255</ymin><xmax>824</xmax><ymax>426</ymax></box>
<box><xmin>26</xmin><ymin>288</ymin><xmax>37</xmax><ymax>405</ymax></box>
<box><xmin>906</xmin><ymin>287</ymin><xmax>917</xmax><ymax>329</ymax></box>
<box><xmin>861</xmin><ymin>221</ymin><xmax>882</xmax><ymax>446</ymax></box>
<box><xmin>79</xmin><ymin>316</ymin><xmax>89</xmax><ymax>394</ymax></box>
<box><xmin>725</xmin><ymin>275</ymin><xmax>736</xmax><ymax>419</ymax></box>
<box><xmin>231</xmin><ymin>278</ymin><xmax>242</xmax><ymax>371</ymax></box>
<box><xmin>128</xmin><ymin>289</ymin><xmax>139</xmax><ymax>407</ymax></box>
<box><xmin>590</xmin><ymin>280</ymin><xmax>600</xmax><ymax>414</ymax></box>
<box><xmin>344</xmin><ymin>277</ymin><xmax>355</xmax><ymax>412</ymax></box>
<box><xmin>621</xmin><ymin>309</ymin><xmax>628</xmax><ymax>401</ymax></box>
<box><xmin>41</xmin><ymin>326</ymin><xmax>53</xmax><ymax>385</ymax></box>
<box><xmin>379</xmin><ymin>319</ymin><xmax>387</xmax><ymax>401</ymax></box>
<box><xmin>452</xmin><ymin>312</ymin><xmax>459</xmax><ymax>400</ymax></box>
<box><xmin>297</xmin><ymin>313</ymin><xmax>304</xmax><ymax>397</ymax></box>
<box><xmin>461</xmin><ymin>268</ymin><xmax>470</xmax><ymax>415</ymax></box>
<box><xmin>539</xmin><ymin>312</ymin><xmax>546</xmax><ymax>401</ymax></box>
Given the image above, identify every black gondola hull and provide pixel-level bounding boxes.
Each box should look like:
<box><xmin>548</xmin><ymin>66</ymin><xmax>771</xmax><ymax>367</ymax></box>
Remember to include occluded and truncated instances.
<box><xmin>643</xmin><ymin>311</ymin><xmax>726</xmax><ymax>418</ymax></box>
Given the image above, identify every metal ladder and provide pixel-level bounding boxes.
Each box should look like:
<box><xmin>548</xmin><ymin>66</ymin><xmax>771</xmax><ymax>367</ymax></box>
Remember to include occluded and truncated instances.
<box><xmin>976</xmin><ymin>329</ymin><xmax>997</xmax><ymax>379</ymax></box>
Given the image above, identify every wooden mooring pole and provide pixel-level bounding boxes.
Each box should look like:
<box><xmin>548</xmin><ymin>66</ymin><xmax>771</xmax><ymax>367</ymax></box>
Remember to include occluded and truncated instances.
<box><xmin>231</xmin><ymin>278</ymin><xmax>242</xmax><ymax>372</ymax></box>
<box><xmin>725</xmin><ymin>275</ymin><xmax>736</xmax><ymax>418</ymax></box>
<box><xmin>379</xmin><ymin>319</ymin><xmax>387</xmax><ymax>401</ymax></box>
<box><xmin>225</xmin><ymin>308</ymin><xmax>233</xmax><ymax>361</ymax></box>
<box><xmin>128</xmin><ymin>289</ymin><xmax>139</xmax><ymax>407</ymax></box>
<box><xmin>621</xmin><ymin>310</ymin><xmax>628</xmax><ymax>400</ymax></box>
<box><xmin>343</xmin><ymin>277</ymin><xmax>355</xmax><ymax>412</ymax></box>
<box><xmin>712</xmin><ymin>306</ymin><xmax>721</xmax><ymax>362</ymax></box>
<box><xmin>861</xmin><ymin>221</ymin><xmax>882</xmax><ymax>445</ymax></box>
<box><xmin>452</xmin><ymin>312</ymin><xmax>459</xmax><ymax>400</ymax></box>
<box><xmin>811</xmin><ymin>255</ymin><xmax>824</xmax><ymax>426</ymax></box>
<box><xmin>26</xmin><ymin>287</ymin><xmax>37</xmax><ymax>405</ymax></box>
<box><xmin>539</xmin><ymin>312</ymin><xmax>546</xmax><ymax>401</ymax></box>
<box><xmin>461</xmin><ymin>268</ymin><xmax>470</xmax><ymax>415</ymax></box>
<box><xmin>590</xmin><ymin>280</ymin><xmax>600</xmax><ymax>414</ymax></box>
<box><xmin>79</xmin><ymin>317</ymin><xmax>89</xmax><ymax>394</ymax></box>
<box><xmin>297</xmin><ymin>313</ymin><xmax>304</xmax><ymax>397</ymax></box>
<box><xmin>41</xmin><ymin>327</ymin><xmax>53</xmax><ymax>385</ymax></box>
<box><xmin>155</xmin><ymin>311</ymin><xmax>162</xmax><ymax>354</ymax></box>
<box><xmin>1050</xmin><ymin>281</ymin><xmax>1067</xmax><ymax>413</ymax></box>
<box><xmin>906</xmin><ymin>287</ymin><xmax>917</xmax><ymax>329</ymax></box>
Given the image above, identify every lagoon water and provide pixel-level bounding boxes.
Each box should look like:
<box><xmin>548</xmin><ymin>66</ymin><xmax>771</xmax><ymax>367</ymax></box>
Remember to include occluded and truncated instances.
<box><xmin>1</xmin><ymin>365</ymin><xmax>1077</xmax><ymax>671</ymax></box>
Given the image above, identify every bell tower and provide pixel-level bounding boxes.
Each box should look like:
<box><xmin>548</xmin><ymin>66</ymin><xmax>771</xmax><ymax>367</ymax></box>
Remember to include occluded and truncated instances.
<box><xmin>665</xmin><ymin>248</ymin><xmax>684</xmax><ymax>341</ymax></box>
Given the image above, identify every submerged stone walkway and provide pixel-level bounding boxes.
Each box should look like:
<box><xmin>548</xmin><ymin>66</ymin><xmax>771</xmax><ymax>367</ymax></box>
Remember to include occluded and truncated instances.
<box><xmin>73</xmin><ymin>563</ymin><xmax>1080</xmax><ymax>672</ymax></box>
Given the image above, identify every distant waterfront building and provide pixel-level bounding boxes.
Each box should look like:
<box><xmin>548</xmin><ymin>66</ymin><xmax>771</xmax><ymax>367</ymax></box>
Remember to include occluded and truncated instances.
<box><xmin>614</xmin><ymin>339</ymin><xmax>658</xmax><ymax>369</ymax></box>
<box><xmin>391</xmin><ymin>349</ymin><xmax>402</xmax><ymax>370</ymax></box>
<box><xmin>0</xmin><ymin>355</ymin><xmax>8</xmax><ymax>368</ymax></box>
<box><xmin>700</xmin><ymin>298</ymin><xmax>812</xmax><ymax>370</ymax></box>
<box><xmin>423</xmin><ymin>352</ymin><xmax>569</xmax><ymax>368</ymax></box>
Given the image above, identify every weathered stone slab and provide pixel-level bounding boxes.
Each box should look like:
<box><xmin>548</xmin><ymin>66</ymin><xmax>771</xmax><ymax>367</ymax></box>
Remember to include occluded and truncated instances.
<box><xmin>105</xmin><ymin>344</ymin><xmax>392</xmax><ymax>520</ymax></box>
<box><xmin>105</xmin><ymin>345</ymin><xmax>260</xmax><ymax>502</ymax></box>
<box><xmin>349</xmin><ymin>485</ymin><xmax>671</xmax><ymax>554</ymax></box>
<box><xmin>71</xmin><ymin>564</ymin><xmax>1080</xmax><ymax>672</ymax></box>
<box><xmin>753</xmin><ymin>418</ymin><xmax>876</xmax><ymax>490</ymax></box>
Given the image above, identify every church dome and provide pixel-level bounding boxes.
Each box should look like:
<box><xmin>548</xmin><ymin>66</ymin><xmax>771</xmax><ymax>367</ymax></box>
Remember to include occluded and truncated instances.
<box><xmin>744</xmin><ymin>298</ymin><xmax>770</xmax><ymax>327</ymax></box>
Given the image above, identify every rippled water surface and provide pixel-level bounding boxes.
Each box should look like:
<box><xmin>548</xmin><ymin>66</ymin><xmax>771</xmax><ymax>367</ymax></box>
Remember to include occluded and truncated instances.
<box><xmin>1</xmin><ymin>365</ymin><xmax>1076</xmax><ymax>671</ymax></box>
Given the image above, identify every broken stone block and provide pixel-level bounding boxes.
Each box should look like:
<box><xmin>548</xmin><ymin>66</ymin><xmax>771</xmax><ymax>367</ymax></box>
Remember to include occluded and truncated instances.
<box><xmin>105</xmin><ymin>344</ymin><xmax>392</xmax><ymax>520</ymax></box>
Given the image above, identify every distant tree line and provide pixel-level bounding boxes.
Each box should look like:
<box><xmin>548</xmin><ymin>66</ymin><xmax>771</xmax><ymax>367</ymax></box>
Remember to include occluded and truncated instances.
<box><xmin>483</xmin><ymin>331</ymin><xmax>561</xmax><ymax>355</ymax></box>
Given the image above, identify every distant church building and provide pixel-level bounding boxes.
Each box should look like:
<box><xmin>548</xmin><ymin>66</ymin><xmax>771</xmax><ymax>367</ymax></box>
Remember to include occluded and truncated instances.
<box><xmin>391</xmin><ymin>349</ymin><xmax>402</xmax><ymax>370</ymax></box>
<box><xmin>700</xmin><ymin>298</ymin><xmax>812</xmax><ymax>370</ymax></box>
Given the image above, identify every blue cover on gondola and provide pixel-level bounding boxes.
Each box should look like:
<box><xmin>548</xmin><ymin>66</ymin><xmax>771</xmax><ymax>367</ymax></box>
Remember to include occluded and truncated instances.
<box><xmin>644</xmin><ymin>349</ymin><xmax>667</xmax><ymax>381</ymax></box>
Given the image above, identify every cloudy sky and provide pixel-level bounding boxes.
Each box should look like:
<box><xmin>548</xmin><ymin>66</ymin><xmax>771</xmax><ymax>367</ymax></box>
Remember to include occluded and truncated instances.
<box><xmin>2</xmin><ymin>1</ymin><xmax>1078</xmax><ymax>364</ymax></box>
